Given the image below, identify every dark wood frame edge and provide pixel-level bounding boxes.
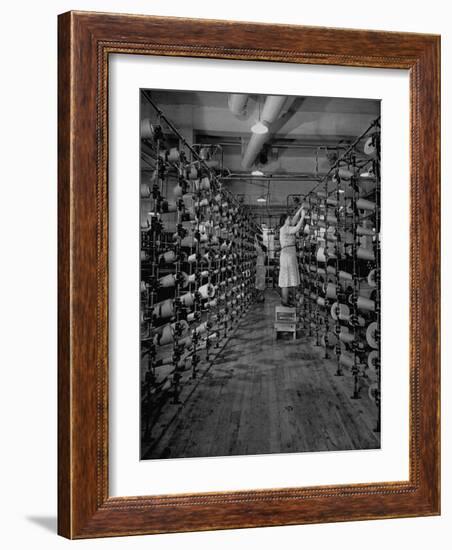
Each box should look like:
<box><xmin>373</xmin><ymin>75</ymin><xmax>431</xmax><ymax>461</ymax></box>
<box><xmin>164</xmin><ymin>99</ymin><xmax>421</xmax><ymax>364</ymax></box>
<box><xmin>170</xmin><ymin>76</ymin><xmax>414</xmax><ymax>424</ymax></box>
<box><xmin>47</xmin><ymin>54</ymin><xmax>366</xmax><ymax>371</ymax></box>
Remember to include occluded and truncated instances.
<box><xmin>58</xmin><ymin>10</ymin><xmax>440</xmax><ymax>539</ymax></box>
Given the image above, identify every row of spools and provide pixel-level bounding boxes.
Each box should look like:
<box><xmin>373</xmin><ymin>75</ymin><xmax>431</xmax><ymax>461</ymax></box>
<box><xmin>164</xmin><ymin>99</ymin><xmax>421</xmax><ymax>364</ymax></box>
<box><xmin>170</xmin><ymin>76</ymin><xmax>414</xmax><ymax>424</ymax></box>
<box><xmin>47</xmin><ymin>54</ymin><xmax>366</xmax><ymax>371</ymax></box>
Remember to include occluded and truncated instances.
<box><xmin>140</xmin><ymin>117</ymin><xmax>258</xmax><ymax>425</ymax></box>
<box><xmin>296</xmin><ymin>129</ymin><xmax>381</xmax><ymax>429</ymax></box>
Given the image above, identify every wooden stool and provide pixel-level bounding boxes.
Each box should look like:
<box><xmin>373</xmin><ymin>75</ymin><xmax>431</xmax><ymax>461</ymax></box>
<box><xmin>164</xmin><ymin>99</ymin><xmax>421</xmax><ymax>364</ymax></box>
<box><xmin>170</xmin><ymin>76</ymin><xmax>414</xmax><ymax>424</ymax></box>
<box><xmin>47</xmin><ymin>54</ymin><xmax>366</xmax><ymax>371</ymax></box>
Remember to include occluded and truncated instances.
<box><xmin>274</xmin><ymin>306</ymin><xmax>297</xmax><ymax>340</ymax></box>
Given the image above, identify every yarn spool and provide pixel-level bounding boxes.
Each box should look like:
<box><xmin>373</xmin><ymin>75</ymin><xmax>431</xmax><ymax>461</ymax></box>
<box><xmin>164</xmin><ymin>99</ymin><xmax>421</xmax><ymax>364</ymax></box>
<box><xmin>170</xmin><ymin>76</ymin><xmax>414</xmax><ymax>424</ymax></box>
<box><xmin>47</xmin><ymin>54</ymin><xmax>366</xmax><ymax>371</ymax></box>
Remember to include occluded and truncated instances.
<box><xmin>349</xmin><ymin>315</ymin><xmax>366</xmax><ymax>328</ymax></box>
<box><xmin>316</xmin><ymin>297</ymin><xmax>325</xmax><ymax>307</ymax></box>
<box><xmin>173</xmin><ymin>183</ymin><xmax>184</xmax><ymax>198</ymax></box>
<box><xmin>179</xmin><ymin>292</ymin><xmax>195</xmax><ymax>307</ymax></box>
<box><xmin>140</xmin><ymin>281</ymin><xmax>148</xmax><ymax>293</ymax></box>
<box><xmin>364</xmin><ymin>136</ymin><xmax>377</xmax><ymax>156</ymax></box>
<box><xmin>331</xmin><ymin>302</ymin><xmax>350</xmax><ymax>321</ymax></box>
<box><xmin>159</xmin><ymin>272</ymin><xmax>189</xmax><ymax>289</ymax></box>
<box><xmin>188</xmin><ymin>271</ymin><xmax>209</xmax><ymax>283</ymax></box>
<box><xmin>199</xmin><ymin>147</ymin><xmax>210</xmax><ymax>160</ymax></box>
<box><xmin>356</xmin><ymin>198</ymin><xmax>376</xmax><ymax>211</ymax></box>
<box><xmin>357</xmin><ymin>247</ymin><xmax>375</xmax><ymax>261</ymax></box>
<box><xmin>140</xmin><ymin>183</ymin><xmax>151</xmax><ymax>198</ymax></box>
<box><xmin>167</xmin><ymin>147</ymin><xmax>180</xmax><ymax>163</ymax></box>
<box><xmin>200</xmin><ymin>176</ymin><xmax>211</xmax><ymax>190</ymax></box>
<box><xmin>327</xmin><ymin>244</ymin><xmax>337</xmax><ymax>258</ymax></box>
<box><xmin>325</xmin><ymin>231</ymin><xmax>337</xmax><ymax>243</ymax></box>
<box><xmin>154</xmin><ymin>320</ymin><xmax>189</xmax><ymax>346</ymax></box>
<box><xmin>325</xmin><ymin>282</ymin><xmax>337</xmax><ymax>300</ymax></box>
<box><xmin>359</xmin><ymin>235</ymin><xmax>373</xmax><ymax>249</ymax></box>
<box><xmin>140</xmin><ymin>118</ymin><xmax>155</xmax><ymax>139</ymax></box>
<box><xmin>160</xmin><ymin>250</ymin><xmax>176</xmax><ymax>264</ymax></box>
<box><xmin>187</xmin><ymin>253</ymin><xmax>197</xmax><ymax>264</ymax></box>
<box><xmin>196</xmin><ymin>232</ymin><xmax>209</xmax><ymax>244</ymax></box>
<box><xmin>198</xmin><ymin>283</ymin><xmax>216</xmax><ymax>299</ymax></box>
<box><xmin>153</xmin><ymin>299</ymin><xmax>174</xmax><ymax>320</ymax></box>
<box><xmin>207</xmin><ymin>332</ymin><xmax>218</xmax><ymax>342</ymax></box>
<box><xmin>366</xmin><ymin>321</ymin><xmax>379</xmax><ymax>348</ymax></box>
<box><xmin>322</xmin><ymin>331</ymin><xmax>337</xmax><ymax>348</ymax></box>
<box><xmin>339</xmin><ymin>270</ymin><xmax>353</xmax><ymax>281</ymax></box>
<box><xmin>140</xmin><ymin>310</ymin><xmax>148</xmax><ymax>324</ymax></box>
<box><xmin>189</xmin><ymin>165</ymin><xmax>198</xmax><ymax>180</ymax></box>
<box><xmin>357</xmin><ymin>225</ymin><xmax>375</xmax><ymax>236</ymax></box>
<box><xmin>161</xmin><ymin>200</ymin><xmax>177</xmax><ymax>214</ymax></box>
<box><xmin>368</xmin><ymin>382</ymin><xmax>379</xmax><ymax>402</ymax></box>
<box><xmin>339</xmin><ymin>330</ymin><xmax>355</xmax><ymax>344</ymax></box>
<box><xmin>338</xmin><ymin>167</ymin><xmax>354</xmax><ymax>180</ymax></box>
<box><xmin>186</xmin><ymin>312</ymin><xmax>199</xmax><ymax>323</ymax></box>
<box><xmin>153</xmin><ymin>352</ymin><xmax>174</xmax><ymax>370</ymax></box>
<box><xmin>158</xmin><ymin>273</ymin><xmax>176</xmax><ymax>288</ymax></box>
<box><xmin>195</xmin><ymin>322</ymin><xmax>208</xmax><ymax>335</ymax></box>
<box><xmin>178</xmin><ymin>335</ymin><xmax>193</xmax><ymax>349</ymax></box>
<box><xmin>179</xmin><ymin>272</ymin><xmax>190</xmax><ymax>288</ymax></box>
<box><xmin>357</xmin><ymin>296</ymin><xmax>375</xmax><ymax>312</ymax></box>
<box><xmin>316</xmin><ymin>247</ymin><xmax>327</xmax><ymax>263</ymax></box>
<box><xmin>182</xmin><ymin>193</ymin><xmax>195</xmax><ymax>208</ymax></box>
<box><xmin>141</xmin><ymin>250</ymin><xmax>150</xmax><ymax>261</ymax></box>
<box><xmin>180</xmin><ymin>210</ymin><xmax>198</xmax><ymax>225</ymax></box>
<box><xmin>339</xmin><ymin>352</ymin><xmax>355</xmax><ymax>369</ymax></box>
<box><xmin>367</xmin><ymin>269</ymin><xmax>377</xmax><ymax>287</ymax></box>
<box><xmin>367</xmin><ymin>350</ymin><xmax>380</xmax><ymax>370</ymax></box>
<box><xmin>180</xmin><ymin>235</ymin><xmax>196</xmax><ymax>248</ymax></box>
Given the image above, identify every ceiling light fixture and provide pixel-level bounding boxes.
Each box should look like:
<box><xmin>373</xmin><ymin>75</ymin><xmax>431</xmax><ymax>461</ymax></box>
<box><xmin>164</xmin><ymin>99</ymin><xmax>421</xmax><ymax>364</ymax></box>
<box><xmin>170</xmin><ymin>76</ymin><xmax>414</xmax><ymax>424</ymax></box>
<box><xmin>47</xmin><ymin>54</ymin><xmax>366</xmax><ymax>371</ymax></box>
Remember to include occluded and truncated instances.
<box><xmin>251</xmin><ymin>170</ymin><xmax>265</xmax><ymax>176</ymax></box>
<box><xmin>257</xmin><ymin>195</ymin><xmax>267</xmax><ymax>203</ymax></box>
<box><xmin>251</xmin><ymin>120</ymin><xmax>269</xmax><ymax>134</ymax></box>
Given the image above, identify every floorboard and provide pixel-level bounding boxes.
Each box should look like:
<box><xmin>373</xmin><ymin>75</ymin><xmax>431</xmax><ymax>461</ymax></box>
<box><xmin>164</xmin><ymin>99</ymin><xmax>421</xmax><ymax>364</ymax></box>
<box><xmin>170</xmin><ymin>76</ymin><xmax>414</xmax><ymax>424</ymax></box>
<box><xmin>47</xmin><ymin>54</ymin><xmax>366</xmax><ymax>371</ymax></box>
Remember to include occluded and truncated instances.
<box><xmin>142</xmin><ymin>289</ymin><xmax>380</xmax><ymax>459</ymax></box>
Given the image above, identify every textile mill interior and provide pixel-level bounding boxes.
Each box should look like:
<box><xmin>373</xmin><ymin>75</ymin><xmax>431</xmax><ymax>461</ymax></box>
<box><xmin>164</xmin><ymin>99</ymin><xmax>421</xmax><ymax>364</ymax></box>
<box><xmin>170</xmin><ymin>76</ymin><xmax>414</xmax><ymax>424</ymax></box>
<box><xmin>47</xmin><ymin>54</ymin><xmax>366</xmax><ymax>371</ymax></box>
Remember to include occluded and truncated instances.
<box><xmin>139</xmin><ymin>89</ymin><xmax>381</xmax><ymax>460</ymax></box>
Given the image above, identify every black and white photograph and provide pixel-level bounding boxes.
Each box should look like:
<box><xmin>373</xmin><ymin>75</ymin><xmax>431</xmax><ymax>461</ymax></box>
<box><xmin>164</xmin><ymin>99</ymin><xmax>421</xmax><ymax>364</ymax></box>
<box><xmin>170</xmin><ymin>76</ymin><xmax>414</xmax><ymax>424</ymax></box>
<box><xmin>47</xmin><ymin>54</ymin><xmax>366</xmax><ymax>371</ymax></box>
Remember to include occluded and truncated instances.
<box><xmin>139</xmin><ymin>89</ymin><xmax>381</xmax><ymax>460</ymax></box>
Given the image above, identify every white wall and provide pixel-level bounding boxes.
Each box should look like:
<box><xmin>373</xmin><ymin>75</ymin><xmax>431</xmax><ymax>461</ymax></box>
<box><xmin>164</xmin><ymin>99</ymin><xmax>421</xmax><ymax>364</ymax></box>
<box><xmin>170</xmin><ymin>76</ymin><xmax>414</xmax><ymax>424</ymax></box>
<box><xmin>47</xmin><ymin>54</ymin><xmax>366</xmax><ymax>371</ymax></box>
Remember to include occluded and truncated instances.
<box><xmin>0</xmin><ymin>1</ymin><xmax>449</xmax><ymax>549</ymax></box>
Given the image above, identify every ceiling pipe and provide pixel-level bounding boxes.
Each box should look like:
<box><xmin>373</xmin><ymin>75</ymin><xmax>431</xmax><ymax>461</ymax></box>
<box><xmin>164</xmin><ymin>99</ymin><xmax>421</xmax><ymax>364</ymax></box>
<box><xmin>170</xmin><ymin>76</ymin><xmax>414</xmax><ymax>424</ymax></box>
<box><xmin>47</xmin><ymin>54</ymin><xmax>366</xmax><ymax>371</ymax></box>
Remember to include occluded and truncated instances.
<box><xmin>241</xmin><ymin>131</ymin><xmax>270</xmax><ymax>170</ymax></box>
<box><xmin>241</xmin><ymin>95</ymin><xmax>288</xmax><ymax>170</ymax></box>
<box><xmin>261</xmin><ymin>95</ymin><xmax>288</xmax><ymax>124</ymax></box>
<box><xmin>228</xmin><ymin>94</ymin><xmax>248</xmax><ymax>116</ymax></box>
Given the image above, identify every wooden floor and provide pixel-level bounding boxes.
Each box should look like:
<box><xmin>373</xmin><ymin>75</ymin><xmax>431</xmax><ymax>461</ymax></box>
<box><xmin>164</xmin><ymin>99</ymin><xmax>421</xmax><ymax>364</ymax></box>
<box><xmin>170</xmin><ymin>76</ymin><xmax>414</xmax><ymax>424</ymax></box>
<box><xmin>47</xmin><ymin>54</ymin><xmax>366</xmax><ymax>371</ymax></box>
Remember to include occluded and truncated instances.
<box><xmin>142</xmin><ymin>289</ymin><xmax>380</xmax><ymax>460</ymax></box>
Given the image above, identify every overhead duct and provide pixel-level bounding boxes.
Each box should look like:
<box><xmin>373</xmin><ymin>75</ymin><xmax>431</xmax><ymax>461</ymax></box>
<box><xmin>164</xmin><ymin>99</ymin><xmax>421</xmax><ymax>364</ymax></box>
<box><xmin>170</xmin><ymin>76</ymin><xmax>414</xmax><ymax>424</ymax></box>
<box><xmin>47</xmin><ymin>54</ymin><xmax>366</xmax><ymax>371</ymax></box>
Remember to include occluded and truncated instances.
<box><xmin>241</xmin><ymin>132</ymin><xmax>270</xmax><ymax>170</ymax></box>
<box><xmin>241</xmin><ymin>95</ymin><xmax>288</xmax><ymax>170</ymax></box>
<box><xmin>261</xmin><ymin>95</ymin><xmax>288</xmax><ymax>124</ymax></box>
<box><xmin>228</xmin><ymin>94</ymin><xmax>248</xmax><ymax>116</ymax></box>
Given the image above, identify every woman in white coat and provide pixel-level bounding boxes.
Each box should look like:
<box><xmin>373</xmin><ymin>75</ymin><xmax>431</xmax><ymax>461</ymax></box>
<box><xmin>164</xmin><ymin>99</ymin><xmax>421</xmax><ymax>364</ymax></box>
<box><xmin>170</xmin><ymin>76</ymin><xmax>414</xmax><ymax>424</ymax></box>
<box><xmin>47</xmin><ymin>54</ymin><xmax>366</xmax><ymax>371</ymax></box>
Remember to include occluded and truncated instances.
<box><xmin>278</xmin><ymin>206</ymin><xmax>306</xmax><ymax>306</ymax></box>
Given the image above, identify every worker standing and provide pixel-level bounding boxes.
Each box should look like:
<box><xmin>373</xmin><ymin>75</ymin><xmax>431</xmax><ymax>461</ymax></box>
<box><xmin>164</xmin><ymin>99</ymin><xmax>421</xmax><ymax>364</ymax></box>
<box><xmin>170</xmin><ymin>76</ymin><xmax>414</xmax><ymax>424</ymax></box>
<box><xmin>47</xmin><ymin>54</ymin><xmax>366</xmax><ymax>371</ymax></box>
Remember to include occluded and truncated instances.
<box><xmin>278</xmin><ymin>206</ymin><xmax>306</xmax><ymax>306</ymax></box>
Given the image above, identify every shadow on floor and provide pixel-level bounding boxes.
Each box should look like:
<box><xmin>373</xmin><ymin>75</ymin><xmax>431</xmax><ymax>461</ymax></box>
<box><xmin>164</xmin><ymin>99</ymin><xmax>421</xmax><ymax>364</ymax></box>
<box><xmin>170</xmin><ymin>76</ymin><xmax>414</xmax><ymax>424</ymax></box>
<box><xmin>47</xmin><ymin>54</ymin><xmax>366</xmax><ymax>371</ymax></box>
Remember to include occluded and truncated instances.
<box><xmin>26</xmin><ymin>516</ymin><xmax>57</xmax><ymax>533</ymax></box>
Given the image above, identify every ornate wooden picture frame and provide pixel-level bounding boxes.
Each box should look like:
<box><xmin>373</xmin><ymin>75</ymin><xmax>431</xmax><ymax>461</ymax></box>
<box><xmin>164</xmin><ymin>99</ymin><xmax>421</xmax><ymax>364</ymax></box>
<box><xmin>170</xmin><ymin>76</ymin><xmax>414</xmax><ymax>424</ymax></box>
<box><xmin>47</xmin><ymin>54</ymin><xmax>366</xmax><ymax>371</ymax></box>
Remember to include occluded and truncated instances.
<box><xmin>58</xmin><ymin>11</ymin><xmax>440</xmax><ymax>538</ymax></box>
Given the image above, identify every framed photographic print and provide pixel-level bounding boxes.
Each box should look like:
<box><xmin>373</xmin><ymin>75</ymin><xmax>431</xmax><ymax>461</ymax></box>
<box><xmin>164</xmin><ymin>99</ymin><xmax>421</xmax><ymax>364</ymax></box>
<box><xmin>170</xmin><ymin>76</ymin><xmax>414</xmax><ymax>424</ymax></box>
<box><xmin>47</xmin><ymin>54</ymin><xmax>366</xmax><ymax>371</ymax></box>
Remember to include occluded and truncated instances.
<box><xmin>58</xmin><ymin>11</ymin><xmax>440</xmax><ymax>538</ymax></box>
